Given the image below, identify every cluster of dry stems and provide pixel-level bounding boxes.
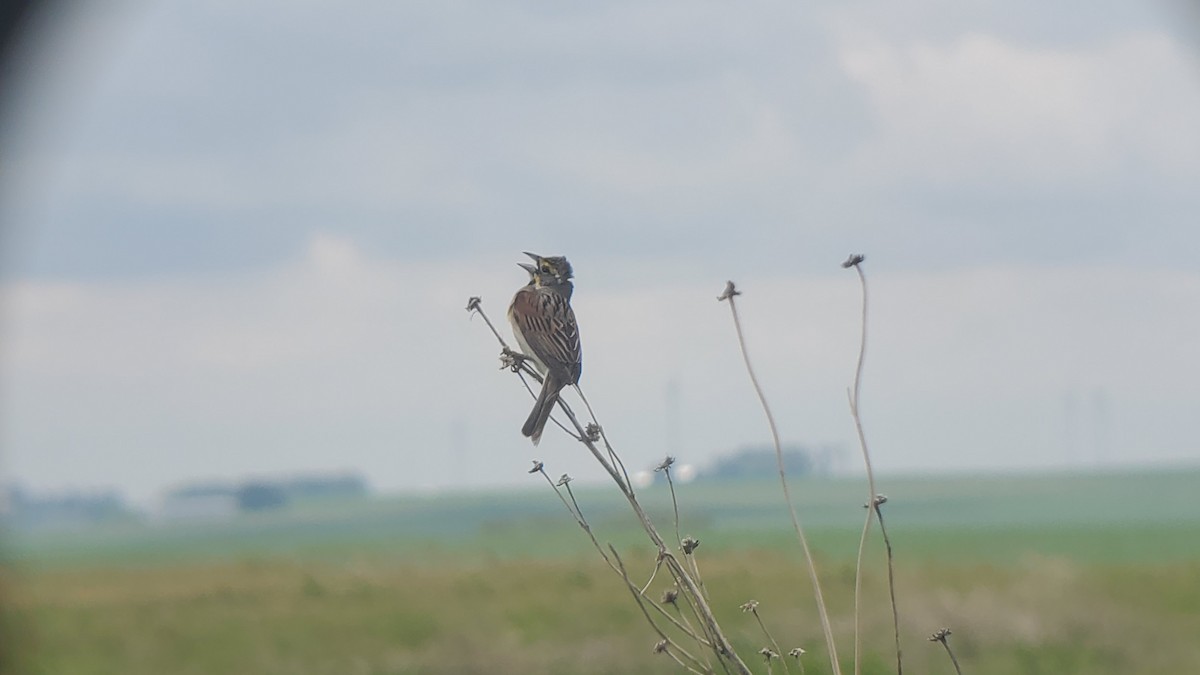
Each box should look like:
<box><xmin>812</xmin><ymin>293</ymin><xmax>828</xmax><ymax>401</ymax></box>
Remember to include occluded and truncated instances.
<box><xmin>467</xmin><ymin>256</ymin><xmax>962</xmax><ymax>675</ymax></box>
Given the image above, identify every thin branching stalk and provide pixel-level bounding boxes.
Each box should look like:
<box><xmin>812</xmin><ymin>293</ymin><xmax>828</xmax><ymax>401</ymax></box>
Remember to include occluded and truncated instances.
<box><xmin>875</xmin><ymin>499</ymin><xmax>902</xmax><ymax>674</ymax></box>
<box><xmin>566</xmin><ymin>394</ymin><xmax>744</xmax><ymax>673</ymax></box>
<box><xmin>665</xmin><ymin>587</ymin><xmax>713</xmax><ymax>670</ymax></box>
<box><xmin>844</xmin><ymin>255</ymin><xmax>878</xmax><ymax>675</ymax></box>
<box><xmin>469</xmin><ymin>297</ymin><xmax>751</xmax><ymax>675</ymax></box>
<box><xmin>664</xmin><ymin>559</ymin><xmax>723</xmax><ymax>672</ymax></box>
<box><xmin>639</xmin><ymin>557</ymin><xmax>664</xmax><ymax>595</ymax></box>
<box><xmin>852</xmin><ymin>504</ymin><xmax>874</xmax><ymax>675</ymax></box>
<box><xmin>661</xmin><ymin>459</ymin><xmax>684</xmax><ymax>547</ymax></box>
<box><xmin>718</xmin><ymin>281</ymin><xmax>841</xmax><ymax>675</ymax></box>
<box><xmin>534</xmin><ymin>466</ymin><xmax>589</xmax><ymax>537</ymax></box>
<box><xmin>657</xmin><ymin>641</ymin><xmax>709</xmax><ymax>675</ymax></box>
<box><xmin>574</xmin><ymin>385</ymin><xmax>634</xmax><ymax>491</ymax></box>
<box><xmin>790</xmin><ymin>649</ymin><xmax>808</xmax><ymax>675</ymax></box>
<box><xmin>742</xmin><ymin>601</ymin><xmax>790</xmax><ymax>675</ymax></box>
<box><xmin>609</xmin><ymin>545</ymin><xmax>711</xmax><ymax>674</ymax></box>
<box><xmin>842</xmin><ymin>255</ymin><xmax>902</xmax><ymax>675</ymax></box>
<box><xmin>929</xmin><ymin>629</ymin><xmax>963</xmax><ymax>675</ymax></box>
<box><xmin>535</xmin><ymin>464</ymin><xmax>716</xmax><ymax>671</ymax></box>
<box><xmin>659</xmin><ymin>459</ymin><xmax>709</xmax><ymax>602</ymax></box>
<box><xmin>566</xmin><ymin>389</ymin><xmax>746</xmax><ymax>673</ymax></box>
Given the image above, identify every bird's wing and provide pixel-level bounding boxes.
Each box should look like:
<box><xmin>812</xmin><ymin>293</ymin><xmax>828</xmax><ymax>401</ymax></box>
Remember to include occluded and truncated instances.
<box><xmin>511</xmin><ymin>287</ymin><xmax>581</xmax><ymax>384</ymax></box>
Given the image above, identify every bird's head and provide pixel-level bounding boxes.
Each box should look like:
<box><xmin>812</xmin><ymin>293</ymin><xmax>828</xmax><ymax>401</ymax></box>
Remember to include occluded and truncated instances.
<box><xmin>518</xmin><ymin>252</ymin><xmax>574</xmax><ymax>287</ymax></box>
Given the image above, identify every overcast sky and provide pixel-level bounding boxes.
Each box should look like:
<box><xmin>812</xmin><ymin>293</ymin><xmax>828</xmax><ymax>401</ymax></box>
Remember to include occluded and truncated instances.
<box><xmin>1</xmin><ymin>1</ymin><xmax>1198</xmax><ymax>504</ymax></box>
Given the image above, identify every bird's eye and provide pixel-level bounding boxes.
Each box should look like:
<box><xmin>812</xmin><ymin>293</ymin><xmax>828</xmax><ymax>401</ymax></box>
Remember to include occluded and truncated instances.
<box><xmin>541</xmin><ymin>262</ymin><xmax>552</xmax><ymax>272</ymax></box>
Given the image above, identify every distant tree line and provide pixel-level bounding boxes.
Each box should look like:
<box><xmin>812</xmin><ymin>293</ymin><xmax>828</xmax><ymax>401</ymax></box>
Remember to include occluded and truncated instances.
<box><xmin>1</xmin><ymin>485</ymin><xmax>130</xmax><ymax>530</ymax></box>
<box><xmin>165</xmin><ymin>472</ymin><xmax>369</xmax><ymax>514</ymax></box>
<box><xmin>701</xmin><ymin>444</ymin><xmax>839</xmax><ymax>481</ymax></box>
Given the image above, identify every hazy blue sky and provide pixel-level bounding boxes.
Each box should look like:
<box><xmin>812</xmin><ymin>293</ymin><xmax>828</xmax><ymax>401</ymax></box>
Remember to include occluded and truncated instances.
<box><xmin>2</xmin><ymin>1</ymin><xmax>1198</xmax><ymax>504</ymax></box>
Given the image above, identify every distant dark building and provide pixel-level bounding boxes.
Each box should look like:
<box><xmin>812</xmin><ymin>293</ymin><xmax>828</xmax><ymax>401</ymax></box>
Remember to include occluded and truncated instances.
<box><xmin>236</xmin><ymin>482</ymin><xmax>288</xmax><ymax>511</ymax></box>
<box><xmin>278</xmin><ymin>472</ymin><xmax>368</xmax><ymax>501</ymax></box>
<box><xmin>159</xmin><ymin>471</ymin><xmax>369</xmax><ymax>520</ymax></box>
<box><xmin>1</xmin><ymin>483</ymin><xmax>130</xmax><ymax>530</ymax></box>
<box><xmin>160</xmin><ymin>482</ymin><xmax>239</xmax><ymax>521</ymax></box>
<box><xmin>702</xmin><ymin>444</ymin><xmax>834</xmax><ymax>481</ymax></box>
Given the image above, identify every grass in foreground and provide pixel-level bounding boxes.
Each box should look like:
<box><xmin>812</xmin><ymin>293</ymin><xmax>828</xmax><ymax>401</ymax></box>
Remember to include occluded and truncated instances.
<box><xmin>5</xmin><ymin>541</ymin><xmax>1200</xmax><ymax>674</ymax></box>
<box><xmin>5</xmin><ymin>470</ymin><xmax>1199</xmax><ymax>673</ymax></box>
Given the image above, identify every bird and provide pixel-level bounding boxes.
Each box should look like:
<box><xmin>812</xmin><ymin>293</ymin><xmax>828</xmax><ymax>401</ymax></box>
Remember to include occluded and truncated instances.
<box><xmin>507</xmin><ymin>251</ymin><xmax>583</xmax><ymax>445</ymax></box>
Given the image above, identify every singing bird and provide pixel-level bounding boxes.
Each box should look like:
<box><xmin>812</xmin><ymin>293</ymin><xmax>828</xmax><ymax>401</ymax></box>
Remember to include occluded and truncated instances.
<box><xmin>507</xmin><ymin>252</ymin><xmax>583</xmax><ymax>444</ymax></box>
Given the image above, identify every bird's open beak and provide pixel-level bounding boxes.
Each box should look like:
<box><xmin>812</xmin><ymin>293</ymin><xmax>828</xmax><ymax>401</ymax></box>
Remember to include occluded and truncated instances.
<box><xmin>523</xmin><ymin>251</ymin><xmax>542</xmax><ymax>262</ymax></box>
<box><xmin>517</xmin><ymin>262</ymin><xmax>537</xmax><ymax>274</ymax></box>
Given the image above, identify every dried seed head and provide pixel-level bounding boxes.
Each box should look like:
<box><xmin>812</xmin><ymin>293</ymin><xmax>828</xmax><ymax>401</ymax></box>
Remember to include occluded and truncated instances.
<box><xmin>717</xmin><ymin>280</ymin><xmax>740</xmax><ymax>301</ymax></box>
<box><xmin>841</xmin><ymin>253</ymin><xmax>866</xmax><ymax>269</ymax></box>
<box><xmin>660</xmin><ymin>589</ymin><xmax>679</xmax><ymax>606</ymax></box>
<box><xmin>864</xmin><ymin>494</ymin><xmax>888</xmax><ymax>508</ymax></box>
<box><xmin>680</xmin><ymin>537</ymin><xmax>700</xmax><ymax>554</ymax></box>
<box><xmin>655</xmin><ymin>456</ymin><xmax>676</xmax><ymax>472</ymax></box>
<box><xmin>584</xmin><ymin>423</ymin><xmax>601</xmax><ymax>442</ymax></box>
<box><xmin>528</xmin><ymin>460</ymin><xmax>544</xmax><ymax>474</ymax></box>
<box><xmin>556</xmin><ymin>474</ymin><xmax>573</xmax><ymax>487</ymax></box>
<box><xmin>466</xmin><ymin>296</ymin><xmax>482</xmax><ymax>312</ymax></box>
<box><xmin>740</xmin><ymin>600</ymin><xmax>760</xmax><ymax>613</ymax></box>
<box><xmin>759</xmin><ymin>648</ymin><xmax>778</xmax><ymax>660</ymax></box>
<box><xmin>789</xmin><ymin>647</ymin><xmax>806</xmax><ymax>659</ymax></box>
<box><xmin>929</xmin><ymin>627</ymin><xmax>952</xmax><ymax>643</ymax></box>
<box><xmin>653</xmin><ymin>640</ymin><xmax>669</xmax><ymax>654</ymax></box>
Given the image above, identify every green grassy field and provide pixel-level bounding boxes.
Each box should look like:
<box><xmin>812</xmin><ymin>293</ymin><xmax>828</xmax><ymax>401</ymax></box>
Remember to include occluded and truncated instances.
<box><xmin>5</xmin><ymin>468</ymin><xmax>1200</xmax><ymax>674</ymax></box>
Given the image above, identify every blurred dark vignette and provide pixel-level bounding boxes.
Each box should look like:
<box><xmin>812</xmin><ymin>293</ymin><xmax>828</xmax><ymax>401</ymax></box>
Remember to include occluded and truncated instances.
<box><xmin>1</xmin><ymin>3</ymin><xmax>1199</xmax><ymax>675</ymax></box>
<box><xmin>2</xmin><ymin>4</ymin><xmax>52</xmax><ymax>672</ymax></box>
<box><xmin>3</xmin><ymin>0</ymin><xmax>29</xmax><ymax>666</ymax></box>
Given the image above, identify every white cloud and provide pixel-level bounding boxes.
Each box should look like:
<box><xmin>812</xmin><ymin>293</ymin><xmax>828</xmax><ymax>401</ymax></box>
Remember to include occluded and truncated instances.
<box><xmin>838</xmin><ymin>31</ymin><xmax>1200</xmax><ymax>185</ymax></box>
<box><xmin>4</xmin><ymin>4</ymin><xmax>1200</xmax><ymax>501</ymax></box>
<box><xmin>4</xmin><ymin>238</ymin><xmax>1197</xmax><ymax>499</ymax></box>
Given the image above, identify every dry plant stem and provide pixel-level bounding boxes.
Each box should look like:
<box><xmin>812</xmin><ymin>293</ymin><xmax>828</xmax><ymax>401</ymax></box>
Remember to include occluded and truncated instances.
<box><xmin>844</xmin><ymin>259</ymin><xmax>902</xmax><ymax>675</ymax></box>
<box><xmin>933</xmin><ymin>634</ymin><xmax>962</xmax><ymax>675</ymax></box>
<box><xmin>847</xmin><ymin>259</ymin><xmax>878</xmax><ymax>675</ymax></box>
<box><xmin>574</xmin><ymin>385</ymin><xmax>634</xmax><ymax>491</ymax></box>
<box><xmin>562</xmin><ymin>387</ymin><xmax>747</xmax><ymax>673</ymax></box>
<box><xmin>670</xmin><ymin>599</ymin><xmax>710</xmax><ymax>666</ymax></box>
<box><xmin>751</xmin><ymin>608</ymin><xmax>790</xmax><ymax>675</ymax></box>
<box><xmin>566</xmin><ymin>478</ymin><xmax>659</xmax><ymax>597</ymax></box>
<box><xmin>466</xmin><ymin>296</ymin><xmax>509</xmax><ymax>349</ymax></box>
<box><xmin>664</xmin><ymin>647</ymin><xmax>708</xmax><ymax>675</ymax></box>
<box><xmin>570</xmin><ymin>412</ymin><xmax>741</xmax><ymax>673</ymax></box>
<box><xmin>852</xmin><ymin>508</ymin><xmax>874</xmax><ymax>675</ymax></box>
<box><xmin>943</xmin><ymin>645</ymin><xmax>963</xmax><ymax>675</ymax></box>
<box><xmin>719</xmin><ymin>282</ymin><xmax>841</xmax><ymax>675</ymax></box>
<box><xmin>538</xmin><ymin>469</ymin><xmax>588</xmax><ymax>533</ymax></box>
<box><xmin>639</xmin><ymin>558</ymin><xmax>663</xmax><ymax>595</ymax></box>
<box><xmin>666</xmin><ymin>563</ymin><xmax>723</xmax><ymax>672</ymax></box>
<box><xmin>541</xmin><ymin>468</ymin><xmax>716</xmax><ymax>674</ymax></box>
<box><xmin>470</xmin><ymin>298</ymin><xmax>749</xmax><ymax>675</ymax></box>
<box><xmin>550</xmin><ymin>471</ymin><xmax>711</xmax><ymax>656</ymax></box>
<box><xmin>609</xmin><ymin>546</ymin><xmax>710</xmax><ymax>675</ymax></box>
<box><xmin>875</xmin><ymin>503</ymin><xmax>902</xmax><ymax>675</ymax></box>
<box><xmin>664</xmin><ymin>467</ymin><xmax>709</xmax><ymax>601</ymax></box>
<box><xmin>665</xmin><ymin>467</ymin><xmax>684</xmax><ymax>546</ymax></box>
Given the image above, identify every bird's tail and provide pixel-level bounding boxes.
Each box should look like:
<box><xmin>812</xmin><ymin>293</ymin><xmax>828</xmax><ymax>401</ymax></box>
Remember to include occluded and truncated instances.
<box><xmin>523</xmin><ymin>373</ymin><xmax>563</xmax><ymax>445</ymax></box>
